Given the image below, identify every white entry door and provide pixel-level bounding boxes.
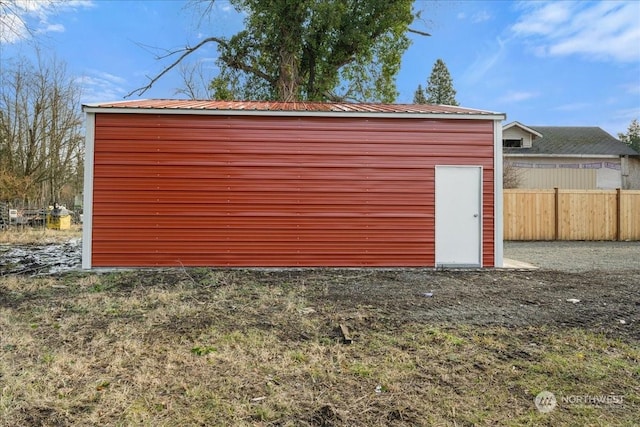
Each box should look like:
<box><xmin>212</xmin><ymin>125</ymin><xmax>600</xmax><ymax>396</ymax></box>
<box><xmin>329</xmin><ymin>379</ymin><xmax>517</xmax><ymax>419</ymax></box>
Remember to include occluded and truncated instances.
<box><xmin>435</xmin><ymin>166</ymin><xmax>482</xmax><ymax>267</ymax></box>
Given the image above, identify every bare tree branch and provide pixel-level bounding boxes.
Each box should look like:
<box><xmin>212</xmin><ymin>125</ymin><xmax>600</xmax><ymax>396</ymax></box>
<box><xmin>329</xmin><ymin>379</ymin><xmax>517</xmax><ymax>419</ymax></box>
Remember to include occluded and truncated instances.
<box><xmin>0</xmin><ymin>0</ymin><xmax>33</xmax><ymax>43</ymax></box>
<box><xmin>323</xmin><ymin>90</ymin><xmax>360</xmax><ymax>103</ymax></box>
<box><xmin>408</xmin><ymin>28</ymin><xmax>431</xmax><ymax>37</ymax></box>
<box><xmin>175</xmin><ymin>61</ymin><xmax>212</xmax><ymax>99</ymax></box>
<box><xmin>125</xmin><ymin>36</ymin><xmax>227</xmax><ymax>98</ymax></box>
<box><xmin>133</xmin><ymin>41</ymin><xmax>182</xmax><ymax>61</ymax></box>
<box><xmin>188</xmin><ymin>0</ymin><xmax>220</xmax><ymax>30</ymax></box>
<box><xmin>220</xmin><ymin>53</ymin><xmax>275</xmax><ymax>86</ymax></box>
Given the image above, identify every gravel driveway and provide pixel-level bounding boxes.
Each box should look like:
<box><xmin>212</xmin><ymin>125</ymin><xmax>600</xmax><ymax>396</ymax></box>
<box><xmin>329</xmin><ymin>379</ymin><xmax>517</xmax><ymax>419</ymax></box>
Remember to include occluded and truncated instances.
<box><xmin>504</xmin><ymin>241</ymin><xmax>640</xmax><ymax>272</ymax></box>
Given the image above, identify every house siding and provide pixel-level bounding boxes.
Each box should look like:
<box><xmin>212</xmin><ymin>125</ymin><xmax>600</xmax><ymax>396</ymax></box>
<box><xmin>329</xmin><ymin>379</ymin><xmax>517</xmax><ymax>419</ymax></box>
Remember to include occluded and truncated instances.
<box><xmin>623</xmin><ymin>157</ymin><xmax>640</xmax><ymax>189</ymax></box>
<box><xmin>505</xmin><ymin>156</ymin><xmax>623</xmax><ymax>189</ymax></box>
<box><xmin>90</xmin><ymin>113</ymin><xmax>496</xmax><ymax>267</ymax></box>
<box><xmin>502</xmin><ymin>127</ymin><xmax>534</xmax><ymax>148</ymax></box>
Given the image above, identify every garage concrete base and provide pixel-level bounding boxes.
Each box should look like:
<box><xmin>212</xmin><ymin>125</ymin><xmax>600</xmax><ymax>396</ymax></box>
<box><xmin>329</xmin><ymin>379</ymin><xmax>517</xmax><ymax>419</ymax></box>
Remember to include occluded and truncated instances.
<box><xmin>502</xmin><ymin>258</ymin><xmax>538</xmax><ymax>269</ymax></box>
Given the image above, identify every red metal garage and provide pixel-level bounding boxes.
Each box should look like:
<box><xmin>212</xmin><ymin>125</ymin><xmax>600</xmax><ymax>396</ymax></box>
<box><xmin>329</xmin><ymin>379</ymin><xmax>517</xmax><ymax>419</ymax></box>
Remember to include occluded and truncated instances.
<box><xmin>82</xmin><ymin>100</ymin><xmax>505</xmax><ymax>268</ymax></box>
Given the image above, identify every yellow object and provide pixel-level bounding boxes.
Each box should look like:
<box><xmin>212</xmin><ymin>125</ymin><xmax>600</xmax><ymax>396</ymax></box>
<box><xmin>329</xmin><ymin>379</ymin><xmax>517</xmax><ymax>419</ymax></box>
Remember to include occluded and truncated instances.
<box><xmin>46</xmin><ymin>212</ymin><xmax>71</xmax><ymax>230</ymax></box>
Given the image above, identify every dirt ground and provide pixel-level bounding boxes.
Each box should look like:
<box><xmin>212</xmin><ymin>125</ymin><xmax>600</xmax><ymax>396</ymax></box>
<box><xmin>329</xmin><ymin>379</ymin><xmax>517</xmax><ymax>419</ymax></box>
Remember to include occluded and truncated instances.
<box><xmin>0</xmin><ymin>240</ymin><xmax>638</xmax><ymax>426</ymax></box>
<box><xmin>1</xmin><ymin>240</ymin><xmax>638</xmax><ymax>342</ymax></box>
<box><xmin>225</xmin><ymin>266</ymin><xmax>639</xmax><ymax>342</ymax></box>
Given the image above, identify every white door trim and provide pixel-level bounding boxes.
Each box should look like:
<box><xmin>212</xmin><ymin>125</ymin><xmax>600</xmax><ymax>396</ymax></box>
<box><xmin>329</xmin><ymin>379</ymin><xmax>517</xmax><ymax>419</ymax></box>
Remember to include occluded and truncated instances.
<box><xmin>435</xmin><ymin>165</ymin><xmax>483</xmax><ymax>267</ymax></box>
<box><xmin>493</xmin><ymin>120</ymin><xmax>503</xmax><ymax>267</ymax></box>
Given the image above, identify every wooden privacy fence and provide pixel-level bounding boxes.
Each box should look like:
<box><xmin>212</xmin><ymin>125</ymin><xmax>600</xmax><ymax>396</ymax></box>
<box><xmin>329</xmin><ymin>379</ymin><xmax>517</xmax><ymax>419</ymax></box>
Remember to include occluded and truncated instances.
<box><xmin>504</xmin><ymin>189</ymin><xmax>640</xmax><ymax>241</ymax></box>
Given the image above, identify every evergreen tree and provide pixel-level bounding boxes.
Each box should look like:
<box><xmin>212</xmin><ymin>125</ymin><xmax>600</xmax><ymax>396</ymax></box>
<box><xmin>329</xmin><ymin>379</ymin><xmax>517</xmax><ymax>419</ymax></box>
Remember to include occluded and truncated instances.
<box><xmin>618</xmin><ymin>119</ymin><xmax>640</xmax><ymax>153</ymax></box>
<box><xmin>425</xmin><ymin>59</ymin><xmax>458</xmax><ymax>105</ymax></box>
<box><xmin>413</xmin><ymin>84</ymin><xmax>427</xmax><ymax>104</ymax></box>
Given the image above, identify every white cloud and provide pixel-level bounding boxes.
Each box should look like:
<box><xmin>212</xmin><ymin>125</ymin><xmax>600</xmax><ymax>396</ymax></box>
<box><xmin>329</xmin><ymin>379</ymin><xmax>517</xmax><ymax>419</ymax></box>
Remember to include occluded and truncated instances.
<box><xmin>512</xmin><ymin>2</ymin><xmax>571</xmax><ymax>35</ymax></box>
<box><xmin>462</xmin><ymin>37</ymin><xmax>507</xmax><ymax>84</ymax></box>
<box><xmin>91</xmin><ymin>70</ymin><xmax>127</xmax><ymax>85</ymax></box>
<box><xmin>457</xmin><ymin>10</ymin><xmax>491</xmax><ymax>23</ymax></box>
<box><xmin>499</xmin><ymin>90</ymin><xmax>539</xmax><ymax>103</ymax></box>
<box><xmin>621</xmin><ymin>82</ymin><xmax>640</xmax><ymax>96</ymax></box>
<box><xmin>77</xmin><ymin>69</ymin><xmax>127</xmax><ymax>104</ymax></box>
<box><xmin>472</xmin><ymin>10</ymin><xmax>491</xmax><ymax>23</ymax></box>
<box><xmin>511</xmin><ymin>1</ymin><xmax>640</xmax><ymax>62</ymax></box>
<box><xmin>0</xmin><ymin>0</ymin><xmax>93</xmax><ymax>43</ymax></box>
<box><xmin>41</xmin><ymin>23</ymin><xmax>64</xmax><ymax>33</ymax></box>
<box><xmin>613</xmin><ymin>107</ymin><xmax>640</xmax><ymax>122</ymax></box>
<box><xmin>553</xmin><ymin>102</ymin><xmax>591</xmax><ymax>112</ymax></box>
<box><xmin>602</xmin><ymin>107</ymin><xmax>640</xmax><ymax>136</ymax></box>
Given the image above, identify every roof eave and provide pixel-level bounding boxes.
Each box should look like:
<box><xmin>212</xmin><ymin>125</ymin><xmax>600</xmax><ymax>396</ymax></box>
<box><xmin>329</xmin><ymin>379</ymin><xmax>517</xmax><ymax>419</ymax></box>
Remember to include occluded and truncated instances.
<box><xmin>504</xmin><ymin>153</ymin><xmax>622</xmax><ymax>158</ymax></box>
<box><xmin>502</xmin><ymin>121</ymin><xmax>543</xmax><ymax>138</ymax></box>
<box><xmin>82</xmin><ymin>105</ymin><xmax>506</xmax><ymax>120</ymax></box>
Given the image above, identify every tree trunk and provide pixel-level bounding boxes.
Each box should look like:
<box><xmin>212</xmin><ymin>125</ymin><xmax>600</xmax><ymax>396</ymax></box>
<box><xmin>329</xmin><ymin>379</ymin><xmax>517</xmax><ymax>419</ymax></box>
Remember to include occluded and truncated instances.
<box><xmin>277</xmin><ymin>47</ymin><xmax>300</xmax><ymax>101</ymax></box>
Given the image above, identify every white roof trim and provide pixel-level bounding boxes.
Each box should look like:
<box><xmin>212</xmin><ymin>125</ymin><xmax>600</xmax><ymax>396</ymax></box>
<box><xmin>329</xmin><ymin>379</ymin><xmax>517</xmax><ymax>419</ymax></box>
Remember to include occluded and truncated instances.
<box><xmin>83</xmin><ymin>106</ymin><xmax>506</xmax><ymax>121</ymax></box>
<box><xmin>504</xmin><ymin>153</ymin><xmax>620</xmax><ymax>159</ymax></box>
<box><xmin>502</xmin><ymin>121</ymin><xmax>543</xmax><ymax>138</ymax></box>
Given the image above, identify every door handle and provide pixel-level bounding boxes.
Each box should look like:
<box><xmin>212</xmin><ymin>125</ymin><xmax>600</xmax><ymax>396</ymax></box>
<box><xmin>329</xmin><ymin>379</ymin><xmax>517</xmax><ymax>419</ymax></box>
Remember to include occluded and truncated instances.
<box><xmin>473</xmin><ymin>214</ymin><xmax>479</xmax><ymax>218</ymax></box>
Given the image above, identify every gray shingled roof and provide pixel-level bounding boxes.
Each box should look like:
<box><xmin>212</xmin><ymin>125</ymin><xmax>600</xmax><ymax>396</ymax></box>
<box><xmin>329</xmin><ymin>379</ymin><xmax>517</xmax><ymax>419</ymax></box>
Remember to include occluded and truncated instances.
<box><xmin>504</xmin><ymin>126</ymin><xmax>638</xmax><ymax>156</ymax></box>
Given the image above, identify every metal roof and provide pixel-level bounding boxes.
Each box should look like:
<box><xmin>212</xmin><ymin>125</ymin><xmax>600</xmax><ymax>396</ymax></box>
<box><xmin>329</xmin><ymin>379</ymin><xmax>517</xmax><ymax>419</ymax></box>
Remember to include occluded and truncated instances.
<box><xmin>83</xmin><ymin>99</ymin><xmax>504</xmax><ymax>118</ymax></box>
<box><xmin>504</xmin><ymin>126</ymin><xmax>638</xmax><ymax>156</ymax></box>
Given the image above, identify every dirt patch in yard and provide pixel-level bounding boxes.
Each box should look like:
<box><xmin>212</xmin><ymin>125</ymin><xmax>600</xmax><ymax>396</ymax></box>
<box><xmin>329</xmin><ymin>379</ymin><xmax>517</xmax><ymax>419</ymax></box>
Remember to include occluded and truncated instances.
<box><xmin>0</xmin><ymin>240</ymin><xmax>638</xmax><ymax>340</ymax></box>
<box><xmin>3</xmin><ymin>267</ymin><xmax>637</xmax><ymax>341</ymax></box>
<box><xmin>16</xmin><ymin>269</ymin><xmax>640</xmax><ymax>338</ymax></box>
<box><xmin>304</xmin><ymin>268</ymin><xmax>639</xmax><ymax>341</ymax></box>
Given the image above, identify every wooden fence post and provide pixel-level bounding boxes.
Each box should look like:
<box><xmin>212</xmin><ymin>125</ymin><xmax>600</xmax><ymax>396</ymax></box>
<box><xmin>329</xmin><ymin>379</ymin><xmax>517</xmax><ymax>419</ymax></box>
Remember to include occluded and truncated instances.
<box><xmin>554</xmin><ymin>187</ymin><xmax>559</xmax><ymax>240</ymax></box>
<box><xmin>616</xmin><ymin>188</ymin><xmax>621</xmax><ymax>241</ymax></box>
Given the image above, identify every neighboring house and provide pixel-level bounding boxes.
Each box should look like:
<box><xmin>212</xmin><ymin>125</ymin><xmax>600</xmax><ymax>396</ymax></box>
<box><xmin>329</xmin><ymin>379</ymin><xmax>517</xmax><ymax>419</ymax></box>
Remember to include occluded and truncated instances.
<box><xmin>503</xmin><ymin>122</ymin><xmax>640</xmax><ymax>189</ymax></box>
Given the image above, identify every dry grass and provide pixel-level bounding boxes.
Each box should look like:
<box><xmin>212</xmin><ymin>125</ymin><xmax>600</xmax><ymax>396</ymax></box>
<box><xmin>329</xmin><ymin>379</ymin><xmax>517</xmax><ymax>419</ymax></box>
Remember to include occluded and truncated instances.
<box><xmin>0</xmin><ymin>269</ymin><xmax>638</xmax><ymax>426</ymax></box>
<box><xmin>0</xmin><ymin>225</ymin><xmax>82</xmax><ymax>245</ymax></box>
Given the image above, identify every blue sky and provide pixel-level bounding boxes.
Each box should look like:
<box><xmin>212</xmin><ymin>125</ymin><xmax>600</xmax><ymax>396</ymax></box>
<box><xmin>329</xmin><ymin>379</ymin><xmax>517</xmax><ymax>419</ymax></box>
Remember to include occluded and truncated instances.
<box><xmin>1</xmin><ymin>0</ymin><xmax>639</xmax><ymax>136</ymax></box>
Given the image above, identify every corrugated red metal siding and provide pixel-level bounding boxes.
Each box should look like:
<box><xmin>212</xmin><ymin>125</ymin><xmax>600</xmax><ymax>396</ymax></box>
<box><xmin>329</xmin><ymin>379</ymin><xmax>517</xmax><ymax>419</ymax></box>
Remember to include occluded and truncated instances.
<box><xmin>92</xmin><ymin>114</ymin><xmax>495</xmax><ymax>267</ymax></box>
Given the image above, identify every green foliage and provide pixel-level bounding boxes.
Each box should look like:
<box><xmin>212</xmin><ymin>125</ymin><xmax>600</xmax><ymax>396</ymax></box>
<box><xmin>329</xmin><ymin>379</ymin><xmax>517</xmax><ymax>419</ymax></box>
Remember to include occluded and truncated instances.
<box><xmin>191</xmin><ymin>345</ymin><xmax>217</xmax><ymax>356</ymax></box>
<box><xmin>618</xmin><ymin>118</ymin><xmax>640</xmax><ymax>152</ymax></box>
<box><xmin>290</xmin><ymin>350</ymin><xmax>309</xmax><ymax>363</ymax></box>
<box><xmin>349</xmin><ymin>361</ymin><xmax>373</xmax><ymax>377</ymax></box>
<box><xmin>208</xmin><ymin>75</ymin><xmax>239</xmax><ymax>101</ymax></box>
<box><xmin>425</xmin><ymin>58</ymin><xmax>458</xmax><ymax>106</ymax></box>
<box><xmin>413</xmin><ymin>83</ymin><xmax>427</xmax><ymax>104</ymax></box>
<box><xmin>205</xmin><ymin>0</ymin><xmax>417</xmax><ymax>102</ymax></box>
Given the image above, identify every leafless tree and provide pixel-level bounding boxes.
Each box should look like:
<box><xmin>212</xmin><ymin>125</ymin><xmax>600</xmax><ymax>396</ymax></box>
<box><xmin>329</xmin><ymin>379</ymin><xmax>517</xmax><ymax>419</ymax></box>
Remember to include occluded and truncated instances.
<box><xmin>0</xmin><ymin>52</ymin><xmax>83</xmax><ymax>206</ymax></box>
<box><xmin>0</xmin><ymin>0</ymin><xmax>32</xmax><ymax>43</ymax></box>
<box><xmin>175</xmin><ymin>61</ymin><xmax>215</xmax><ymax>99</ymax></box>
<box><xmin>503</xmin><ymin>163</ymin><xmax>521</xmax><ymax>189</ymax></box>
<box><xmin>0</xmin><ymin>0</ymin><xmax>62</xmax><ymax>44</ymax></box>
